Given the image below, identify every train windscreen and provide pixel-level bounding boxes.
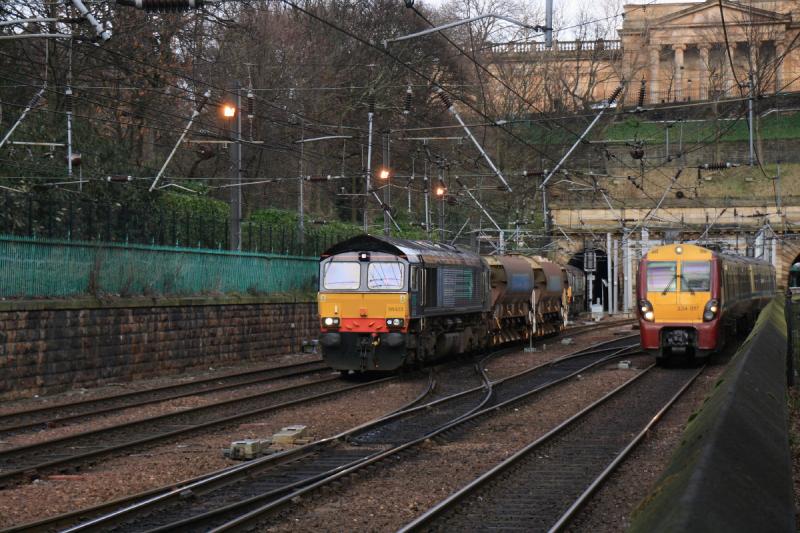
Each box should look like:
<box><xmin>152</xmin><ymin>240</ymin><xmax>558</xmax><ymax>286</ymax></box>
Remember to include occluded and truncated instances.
<box><xmin>647</xmin><ymin>261</ymin><xmax>677</xmax><ymax>293</ymax></box>
<box><xmin>681</xmin><ymin>261</ymin><xmax>711</xmax><ymax>292</ymax></box>
<box><xmin>323</xmin><ymin>262</ymin><xmax>361</xmax><ymax>289</ymax></box>
<box><xmin>367</xmin><ymin>262</ymin><xmax>404</xmax><ymax>289</ymax></box>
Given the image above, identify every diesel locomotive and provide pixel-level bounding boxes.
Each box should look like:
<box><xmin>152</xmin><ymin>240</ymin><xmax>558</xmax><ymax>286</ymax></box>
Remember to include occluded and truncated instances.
<box><xmin>637</xmin><ymin>243</ymin><xmax>775</xmax><ymax>363</ymax></box>
<box><xmin>317</xmin><ymin>235</ymin><xmax>585</xmax><ymax>372</ymax></box>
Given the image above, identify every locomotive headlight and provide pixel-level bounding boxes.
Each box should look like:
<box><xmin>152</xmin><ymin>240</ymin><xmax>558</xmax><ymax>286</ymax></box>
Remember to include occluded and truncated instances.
<box><xmin>322</xmin><ymin>317</ymin><xmax>340</xmax><ymax>327</ymax></box>
<box><xmin>639</xmin><ymin>299</ymin><xmax>654</xmax><ymax>322</ymax></box>
<box><xmin>703</xmin><ymin>299</ymin><xmax>719</xmax><ymax>322</ymax></box>
<box><xmin>386</xmin><ymin>318</ymin><xmax>404</xmax><ymax>328</ymax></box>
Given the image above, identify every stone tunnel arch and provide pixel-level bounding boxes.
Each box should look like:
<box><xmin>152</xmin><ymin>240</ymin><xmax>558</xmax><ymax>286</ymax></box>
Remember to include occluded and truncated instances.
<box><xmin>777</xmin><ymin>239</ymin><xmax>800</xmax><ymax>289</ymax></box>
<box><xmin>568</xmin><ymin>248</ymin><xmax>608</xmax><ymax>310</ymax></box>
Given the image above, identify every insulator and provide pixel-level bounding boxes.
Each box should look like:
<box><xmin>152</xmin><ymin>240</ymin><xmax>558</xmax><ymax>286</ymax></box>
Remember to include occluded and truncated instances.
<box><xmin>28</xmin><ymin>92</ymin><xmax>42</xmax><ymax>108</ymax></box>
<box><xmin>367</xmin><ymin>92</ymin><xmax>376</xmax><ymax>114</ymax></box>
<box><xmin>403</xmin><ymin>86</ymin><xmax>412</xmax><ymax>115</ymax></box>
<box><xmin>437</xmin><ymin>88</ymin><xmax>452</xmax><ymax>110</ymax></box>
<box><xmin>118</xmin><ymin>0</ymin><xmax>205</xmax><ymax>11</ymax></box>
<box><xmin>702</xmin><ymin>162</ymin><xmax>733</xmax><ymax>170</ymax></box>
<box><xmin>246</xmin><ymin>91</ymin><xmax>254</xmax><ymax>119</ymax></box>
<box><xmin>637</xmin><ymin>79</ymin><xmax>646</xmax><ymax>108</ymax></box>
<box><xmin>608</xmin><ymin>85</ymin><xmax>624</xmax><ymax>105</ymax></box>
<box><xmin>106</xmin><ymin>175</ymin><xmax>133</xmax><ymax>182</ymax></box>
<box><xmin>65</xmin><ymin>87</ymin><xmax>74</xmax><ymax>114</ymax></box>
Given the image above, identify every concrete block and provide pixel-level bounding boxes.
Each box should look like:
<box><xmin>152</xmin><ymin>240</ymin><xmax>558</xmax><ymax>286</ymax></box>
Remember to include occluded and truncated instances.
<box><xmin>272</xmin><ymin>425</ymin><xmax>307</xmax><ymax>445</ymax></box>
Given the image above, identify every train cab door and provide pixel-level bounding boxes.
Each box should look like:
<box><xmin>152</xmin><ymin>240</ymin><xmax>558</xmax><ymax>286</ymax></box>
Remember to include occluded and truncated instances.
<box><xmin>409</xmin><ymin>265</ymin><xmax>421</xmax><ymax>316</ymax></box>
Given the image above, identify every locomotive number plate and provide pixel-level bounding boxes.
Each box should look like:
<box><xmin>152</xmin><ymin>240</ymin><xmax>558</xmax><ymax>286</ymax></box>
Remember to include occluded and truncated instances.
<box><xmin>387</xmin><ymin>305</ymin><xmax>405</xmax><ymax>313</ymax></box>
<box><xmin>676</xmin><ymin>305</ymin><xmax>699</xmax><ymax>311</ymax></box>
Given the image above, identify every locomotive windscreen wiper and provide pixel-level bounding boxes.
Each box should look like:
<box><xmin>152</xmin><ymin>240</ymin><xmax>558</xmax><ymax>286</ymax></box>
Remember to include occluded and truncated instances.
<box><xmin>661</xmin><ymin>274</ymin><xmax>694</xmax><ymax>295</ymax></box>
<box><xmin>661</xmin><ymin>274</ymin><xmax>678</xmax><ymax>295</ymax></box>
<box><xmin>661</xmin><ymin>274</ymin><xmax>694</xmax><ymax>296</ymax></box>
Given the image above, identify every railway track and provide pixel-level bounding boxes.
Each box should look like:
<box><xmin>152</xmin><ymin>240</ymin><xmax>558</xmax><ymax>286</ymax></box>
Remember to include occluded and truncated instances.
<box><xmin>0</xmin><ymin>374</ymin><xmax>396</xmax><ymax>487</ymax></box>
<box><xmin>0</xmin><ymin>360</ymin><xmax>330</xmax><ymax>436</ymax></box>
<box><xmin>35</xmin><ymin>336</ymin><xmax>639</xmax><ymax>533</ymax></box>
<box><xmin>0</xmin><ymin>318</ymin><xmax>627</xmax><ymax>440</ymax></box>
<box><xmin>400</xmin><ymin>365</ymin><xmax>702</xmax><ymax>532</ymax></box>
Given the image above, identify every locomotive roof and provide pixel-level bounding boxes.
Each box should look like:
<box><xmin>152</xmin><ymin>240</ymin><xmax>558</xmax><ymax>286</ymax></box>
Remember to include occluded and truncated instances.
<box><xmin>321</xmin><ymin>234</ymin><xmax>484</xmax><ymax>267</ymax></box>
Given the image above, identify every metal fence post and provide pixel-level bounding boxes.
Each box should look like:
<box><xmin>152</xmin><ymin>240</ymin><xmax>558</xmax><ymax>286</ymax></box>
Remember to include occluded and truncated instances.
<box><xmin>27</xmin><ymin>195</ymin><xmax>33</xmax><ymax>237</ymax></box>
<box><xmin>786</xmin><ymin>289</ymin><xmax>795</xmax><ymax>387</ymax></box>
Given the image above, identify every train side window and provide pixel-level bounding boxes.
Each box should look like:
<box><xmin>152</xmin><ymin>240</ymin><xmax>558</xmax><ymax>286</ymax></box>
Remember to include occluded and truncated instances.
<box><xmin>410</xmin><ymin>266</ymin><xmax>418</xmax><ymax>291</ymax></box>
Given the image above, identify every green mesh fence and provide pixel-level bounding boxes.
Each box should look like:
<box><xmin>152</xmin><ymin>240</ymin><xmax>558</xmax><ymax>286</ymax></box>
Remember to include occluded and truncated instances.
<box><xmin>0</xmin><ymin>235</ymin><xmax>319</xmax><ymax>299</ymax></box>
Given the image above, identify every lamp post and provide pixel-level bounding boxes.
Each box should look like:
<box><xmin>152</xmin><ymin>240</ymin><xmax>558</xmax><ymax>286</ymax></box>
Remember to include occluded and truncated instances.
<box><xmin>435</xmin><ymin>179</ymin><xmax>446</xmax><ymax>241</ymax></box>
<box><xmin>379</xmin><ymin>166</ymin><xmax>391</xmax><ymax>236</ymax></box>
<box><xmin>222</xmin><ymin>83</ymin><xmax>242</xmax><ymax>251</ymax></box>
<box><xmin>294</xmin><ymin>134</ymin><xmax>353</xmax><ymax>248</ymax></box>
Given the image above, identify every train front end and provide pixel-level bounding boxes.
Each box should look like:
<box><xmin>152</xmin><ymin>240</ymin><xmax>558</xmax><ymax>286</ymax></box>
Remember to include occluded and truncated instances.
<box><xmin>318</xmin><ymin>249</ymin><xmax>410</xmax><ymax>372</ymax></box>
<box><xmin>637</xmin><ymin>243</ymin><xmax>721</xmax><ymax>361</ymax></box>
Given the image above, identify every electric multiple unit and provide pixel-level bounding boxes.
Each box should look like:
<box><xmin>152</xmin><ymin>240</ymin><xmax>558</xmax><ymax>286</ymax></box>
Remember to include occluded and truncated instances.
<box><xmin>637</xmin><ymin>243</ymin><xmax>775</xmax><ymax>363</ymax></box>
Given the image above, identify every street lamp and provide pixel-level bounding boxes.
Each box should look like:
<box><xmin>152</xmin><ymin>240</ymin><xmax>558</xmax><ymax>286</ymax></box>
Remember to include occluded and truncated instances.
<box><xmin>435</xmin><ymin>181</ymin><xmax>447</xmax><ymax>241</ymax></box>
<box><xmin>378</xmin><ymin>168</ymin><xmax>390</xmax><ymax>180</ymax></box>
<box><xmin>222</xmin><ymin>83</ymin><xmax>242</xmax><ymax>251</ymax></box>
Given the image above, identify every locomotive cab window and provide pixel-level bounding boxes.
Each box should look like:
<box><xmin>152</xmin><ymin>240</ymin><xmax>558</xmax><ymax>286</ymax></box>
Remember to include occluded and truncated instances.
<box><xmin>647</xmin><ymin>261</ymin><xmax>677</xmax><ymax>292</ymax></box>
<box><xmin>367</xmin><ymin>262</ymin><xmax>405</xmax><ymax>290</ymax></box>
<box><xmin>323</xmin><ymin>262</ymin><xmax>361</xmax><ymax>290</ymax></box>
<box><xmin>681</xmin><ymin>261</ymin><xmax>711</xmax><ymax>292</ymax></box>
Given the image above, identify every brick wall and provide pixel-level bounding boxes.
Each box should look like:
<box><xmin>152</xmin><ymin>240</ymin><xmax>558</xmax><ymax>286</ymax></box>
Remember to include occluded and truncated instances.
<box><xmin>0</xmin><ymin>297</ymin><xmax>319</xmax><ymax>399</ymax></box>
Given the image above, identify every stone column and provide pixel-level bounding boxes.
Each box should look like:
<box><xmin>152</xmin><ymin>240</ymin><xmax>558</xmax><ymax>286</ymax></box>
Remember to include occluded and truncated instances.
<box><xmin>673</xmin><ymin>44</ymin><xmax>686</xmax><ymax>101</ymax></box>
<box><xmin>698</xmin><ymin>45</ymin><xmax>710</xmax><ymax>100</ymax></box>
<box><xmin>649</xmin><ymin>45</ymin><xmax>661</xmax><ymax>103</ymax></box>
<box><xmin>721</xmin><ymin>45</ymin><xmax>732</xmax><ymax>96</ymax></box>
<box><xmin>776</xmin><ymin>41</ymin><xmax>786</xmax><ymax>92</ymax></box>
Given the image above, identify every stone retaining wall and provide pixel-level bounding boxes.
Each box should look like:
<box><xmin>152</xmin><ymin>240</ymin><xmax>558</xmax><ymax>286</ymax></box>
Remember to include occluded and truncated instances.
<box><xmin>0</xmin><ymin>297</ymin><xmax>319</xmax><ymax>399</ymax></box>
<box><xmin>629</xmin><ymin>298</ymin><xmax>795</xmax><ymax>532</ymax></box>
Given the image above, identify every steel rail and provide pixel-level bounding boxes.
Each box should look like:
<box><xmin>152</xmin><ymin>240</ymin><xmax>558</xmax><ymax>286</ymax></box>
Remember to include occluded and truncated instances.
<box><xmin>4</xmin><ymin>329</ymin><xmax>635</xmax><ymax>532</ymax></box>
<box><xmin>398</xmin><ymin>365</ymin><xmax>703</xmax><ymax>532</ymax></box>
<box><xmin>0</xmin><ymin>372</ymin><xmax>436</xmax><ymax>533</ymax></box>
<box><xmin>0</xmin><ymin>375</ymin><xmax>396</xmax><ymax>487</ymax></box>
<box><xmin>548</xmin><ymin>365</ymin><xmax>701</xmax><ymax>532</ymax></box>
<box><xmin>0</xmin><ymin>360</ymin><xmax>329</xmax><ymax>435</ymax></box>
<box><xmin>175</xmin><ymin>343</ymin><xmax>642</xmax><ymax>532</ymax></box>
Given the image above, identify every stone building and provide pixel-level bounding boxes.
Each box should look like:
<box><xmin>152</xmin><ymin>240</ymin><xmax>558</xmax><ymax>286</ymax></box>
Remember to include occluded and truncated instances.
<box><xmin>488</xmin><ymin>0</ymin><xmax>800</xmax><ymax>110</ymax></box>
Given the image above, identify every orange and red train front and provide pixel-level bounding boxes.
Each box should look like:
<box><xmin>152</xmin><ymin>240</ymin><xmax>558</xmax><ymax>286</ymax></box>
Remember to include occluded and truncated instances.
<box><xmin>637</xmin><ymin>244</ymin><xmax>722</xmax><ymax>358</ymax></box>
<box><xmin>317</xmin><ymin>251</ymin><xmax>410</xmax><ymax>371</ymax></box>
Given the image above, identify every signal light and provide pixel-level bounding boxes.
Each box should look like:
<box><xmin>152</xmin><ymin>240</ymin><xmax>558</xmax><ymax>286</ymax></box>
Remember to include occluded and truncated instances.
<box><xmin>378</xmin><ymin>168</ymin><xmax>390</xmax><ymax>180</ymax></box>
<box><xmin>435</xmin><ymin>182</ymin><xmax>446</xmax><ymax>197</ymax></box>
<box><xmin>222</xmin><ymin>105</ymin><xmax>236</xmax><ymax>118</ymax></box>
